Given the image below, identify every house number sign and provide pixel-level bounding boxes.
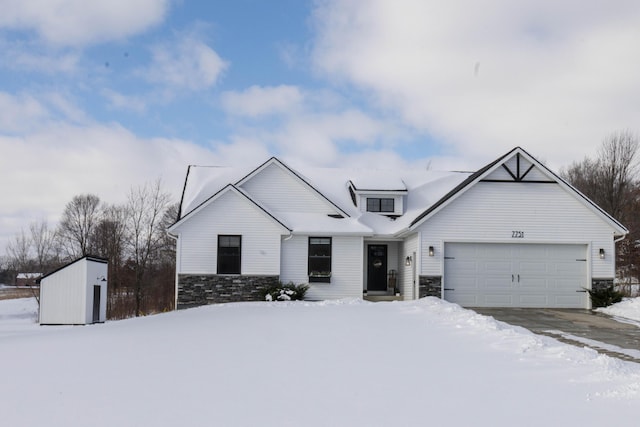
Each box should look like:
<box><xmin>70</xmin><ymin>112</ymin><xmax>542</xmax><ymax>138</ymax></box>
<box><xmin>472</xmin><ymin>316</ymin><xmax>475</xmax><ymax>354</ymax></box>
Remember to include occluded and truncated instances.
<box><xmin>511</xmin><ymin>231</ymin><xmax>524</xmax><ymax>238</ymax></box>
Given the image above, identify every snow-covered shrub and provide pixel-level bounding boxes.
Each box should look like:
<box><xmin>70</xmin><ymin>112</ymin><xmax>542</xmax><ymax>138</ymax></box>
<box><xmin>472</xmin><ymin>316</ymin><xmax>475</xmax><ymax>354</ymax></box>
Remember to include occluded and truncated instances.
<box><xmin>262</xmin><ymin>282</ymin><xmax>309</xmax><ymax>302</ymax></box>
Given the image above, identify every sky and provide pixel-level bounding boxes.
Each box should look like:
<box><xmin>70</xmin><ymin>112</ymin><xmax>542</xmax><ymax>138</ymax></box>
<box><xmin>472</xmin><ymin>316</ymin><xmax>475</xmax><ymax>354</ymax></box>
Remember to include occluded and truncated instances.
<box><xmin>1</xmin><ymin>0</ymin><xmax>640</xmax><ymax>255</ymax></box>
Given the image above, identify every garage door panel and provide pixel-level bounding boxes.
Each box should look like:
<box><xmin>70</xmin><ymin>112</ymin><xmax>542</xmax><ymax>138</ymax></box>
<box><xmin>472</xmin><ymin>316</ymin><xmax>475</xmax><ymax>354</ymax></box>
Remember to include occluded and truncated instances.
<box><xmin>444</xmin><ymin>243</ymin><xmax>588</xmax><ymax>308</ymax></box>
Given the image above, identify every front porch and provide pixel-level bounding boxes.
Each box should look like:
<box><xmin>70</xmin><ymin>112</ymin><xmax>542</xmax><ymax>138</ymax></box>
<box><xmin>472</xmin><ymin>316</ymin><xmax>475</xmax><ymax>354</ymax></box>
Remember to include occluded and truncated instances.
<box><xmin>363</xmin><ymin>292</ymin><xmax>403</xmax><ymax>302</ymax></box>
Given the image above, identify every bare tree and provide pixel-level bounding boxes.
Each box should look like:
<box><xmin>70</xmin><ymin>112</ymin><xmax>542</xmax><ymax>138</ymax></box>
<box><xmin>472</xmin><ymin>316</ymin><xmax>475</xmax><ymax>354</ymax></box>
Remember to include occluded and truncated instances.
<box><xmin>562</xmin><ymin>131</ymin><xmax>638</xmax><ymax>220</ymax></box>
<box><xmin>5</xmin><ymin>228</ymin><xmax>32</xmax><ymax>273</ymax></box>
<box><xmin>57</xmin><ymin>194</ymin><xmax>101</xmax><ymax>259</ymax></box>
<box><xmin>126</xmin><ymin>180</ymin><xmax>171</xmax><ymax>316</ymax></box>
<box><xmin>30</xmin><ymin>220</ymin><xmax>58</xmax><ymax>272</ymax></box>
<box><xmin>561</xmin><ymin>130</ymin><xmax>640</xmax><ymax>283</ymax></box>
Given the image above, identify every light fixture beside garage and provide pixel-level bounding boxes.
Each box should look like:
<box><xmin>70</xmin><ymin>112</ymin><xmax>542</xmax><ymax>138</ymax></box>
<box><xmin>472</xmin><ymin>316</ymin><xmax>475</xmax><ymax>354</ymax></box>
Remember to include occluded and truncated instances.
<box><xmin>599</xmin><ymin>248</ymin><xmax>605</xmax><ymax>259</ymax></box>
<box><xmin>428</xmin><ymin>246</ymin><xmax>435</xmax><ymax>257</ymax></box>
<box><xmin>405</xmin><ymin>256</ymin><xmax>412</xmax><ymax>266</ymax></box>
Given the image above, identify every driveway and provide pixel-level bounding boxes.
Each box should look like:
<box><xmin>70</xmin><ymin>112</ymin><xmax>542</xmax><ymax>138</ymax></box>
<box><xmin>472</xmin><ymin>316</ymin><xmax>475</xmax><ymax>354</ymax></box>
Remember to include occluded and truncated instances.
<box><xmin>471</xmin><ymin>308</ymin><xmax>640</xmax><ymax>363</ymax></box>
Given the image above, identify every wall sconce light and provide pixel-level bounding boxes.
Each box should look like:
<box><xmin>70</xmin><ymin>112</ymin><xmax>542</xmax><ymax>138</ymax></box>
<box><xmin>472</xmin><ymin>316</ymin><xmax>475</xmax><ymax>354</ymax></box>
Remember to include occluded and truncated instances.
<box><xmin>599</xmin><ymin>248</ymin><xmax>605</xmax><ymax>259</ymax></box>
<box><xmin>428</xmin><ymin>246</ymin><xmax>435</xmax><ymax>257</ymax></box>
<box><xmin>405</xmin><ymin>256</ymin><xmax>412</xmax><ymax>266</ymax></box>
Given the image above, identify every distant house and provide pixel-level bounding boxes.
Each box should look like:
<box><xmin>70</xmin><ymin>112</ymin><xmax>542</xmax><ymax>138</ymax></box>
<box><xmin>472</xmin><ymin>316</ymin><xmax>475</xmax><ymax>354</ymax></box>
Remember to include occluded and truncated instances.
<box><xmin>168</xmin><ymin>147</ymin><xmax>627</xmax><ymax>309</ymax></box>
<box><xmin>39</xmin><ymin>256</ymin><xmax>108</xmax><ymax>325</ymax></box>
<box><xmin>16</xmin><ymin>273</ymin><xmax>42</xmax><ymax>287</ymax></box>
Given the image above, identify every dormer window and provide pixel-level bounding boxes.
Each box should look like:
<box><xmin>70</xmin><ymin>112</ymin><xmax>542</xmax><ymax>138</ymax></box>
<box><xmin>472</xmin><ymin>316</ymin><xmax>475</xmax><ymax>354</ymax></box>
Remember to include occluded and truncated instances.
<box><xmin>366</xmin><ymin>198</ymin><xmax>395</xmax><ymax>213</ymax></box>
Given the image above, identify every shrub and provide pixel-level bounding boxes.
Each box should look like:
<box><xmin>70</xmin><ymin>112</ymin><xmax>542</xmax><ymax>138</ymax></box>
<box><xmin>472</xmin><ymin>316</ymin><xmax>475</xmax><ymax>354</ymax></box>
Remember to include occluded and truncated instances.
<box><xmin>586</xmin><ymin>286</ymin><xmax>624</xmax><ymax>308</ymax></box>
<box><xmin>262</xmin><ymin>282</ymin><xmax>309</xmax><ymax>302</ymax></box>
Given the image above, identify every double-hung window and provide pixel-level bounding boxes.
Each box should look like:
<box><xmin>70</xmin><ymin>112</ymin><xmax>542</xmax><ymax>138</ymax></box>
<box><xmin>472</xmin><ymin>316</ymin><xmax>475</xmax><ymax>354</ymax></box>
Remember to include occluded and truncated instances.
<box><xmin>366</xmin><ymin>198</ymin><xmax>394</xmax><ymax>213</ymax></box>
<box><xmin>218</xmin><ymin>235</ymin><xmax>241</xmax><ymax>274</ymax></box>
<box><xmin>308</xmin><ymin>237</ymin><xmax>331</xmax><ymax>283</ymax></box>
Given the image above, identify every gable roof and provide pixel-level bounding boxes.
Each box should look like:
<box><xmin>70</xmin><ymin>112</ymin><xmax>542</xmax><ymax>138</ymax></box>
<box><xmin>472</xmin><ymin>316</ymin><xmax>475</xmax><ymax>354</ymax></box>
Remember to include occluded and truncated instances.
<box><xmin>409</xmin><ymin>146</ymin><xmax>628</xmax><ymax>236</ymax></box>
<box><xmin>235</xmin><ymin>157</ymin><xmax>351</xmax><ymax>218</ymax></box>
<box><xmin>169</xmin><ymin>183</ymin><xmax>292</xmax><ymax>233</ymax></box>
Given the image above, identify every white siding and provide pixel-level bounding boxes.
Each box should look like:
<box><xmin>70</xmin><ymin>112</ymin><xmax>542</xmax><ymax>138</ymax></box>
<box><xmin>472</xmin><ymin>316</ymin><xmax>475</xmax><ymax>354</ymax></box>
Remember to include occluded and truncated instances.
<box><xmin>401</xmin><ymin>234</ymin><xmax>419</xmax><ymax>300</ymax></box>
<box><xmin>39</xmin><ymin>258</ymin><xmax>107</xmax><ymax>325</ymax></box>
<box><xmin>416</xmin><ymin>182</ymin><xmax>617</xmax><ymax>280</ymax></box>
<box><xmin>176</xmin><ymin>190</ymin><xmax>285</xmax><ymax>275</ymax></box>
<box><xmin>85</xmin><ymin>260</ymin><xmax>108</xmax><ymax>323</ymax></box>
<box><xmin>281</xmin><ymin>235</ymin><xmax>363</xmax><ymax>299</ymax></box>
<box><xmin>240</xmin><ymin>163</ymin><xmax>336</xmax><ymax>214</ymax></box>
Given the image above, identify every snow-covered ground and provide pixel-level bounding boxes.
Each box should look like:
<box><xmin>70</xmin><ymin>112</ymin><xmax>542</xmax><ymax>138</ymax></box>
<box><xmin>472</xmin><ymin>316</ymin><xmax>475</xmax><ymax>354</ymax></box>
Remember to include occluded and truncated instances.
<box><xmin>1</xmin><ymin>297</ymin><xmax>640</xmax><ymax>427</ymax></box>
<box><xmin>599</xmin><ymin>297</ymin><xmax>640</xmax><ymax>323</ymax></box>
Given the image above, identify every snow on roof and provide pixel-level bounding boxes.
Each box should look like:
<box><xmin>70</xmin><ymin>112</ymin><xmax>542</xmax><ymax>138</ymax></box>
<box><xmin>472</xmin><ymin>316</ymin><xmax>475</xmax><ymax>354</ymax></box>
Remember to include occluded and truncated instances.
<box><xmin>16</xmin><ymin>273</ymin><xmax>42</xmax><ymax>279</ymax></box>
<box><xmin>177</xmin><ymin>159</ymin><xmax>472</xmax><ymax>236</ymax></box>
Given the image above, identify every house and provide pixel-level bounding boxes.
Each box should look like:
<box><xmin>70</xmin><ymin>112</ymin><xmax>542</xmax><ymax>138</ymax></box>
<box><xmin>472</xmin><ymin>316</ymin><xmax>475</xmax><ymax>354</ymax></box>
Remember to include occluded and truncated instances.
<box><xmin>15</xmin><ymin>273</ymin><xmax>42</xmax><ymax>287</ymax></box>
<box><xmin>38</xmin><ymin>256</ymin><xmax>108</xmax><ymax>325</ymax></box>
<box><xmin>168</xmin><ymin>147</ymin><xmax>627</xmax><ymax>309</ymax></box>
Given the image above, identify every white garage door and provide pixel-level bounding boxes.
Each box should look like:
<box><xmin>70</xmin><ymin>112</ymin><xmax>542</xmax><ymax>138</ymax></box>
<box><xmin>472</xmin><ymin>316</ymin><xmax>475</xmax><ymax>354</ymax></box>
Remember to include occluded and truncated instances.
<box><xmin>443</xmin><ymin>243</ymin><xmax>588</xmax><ymax>308</ymax></box>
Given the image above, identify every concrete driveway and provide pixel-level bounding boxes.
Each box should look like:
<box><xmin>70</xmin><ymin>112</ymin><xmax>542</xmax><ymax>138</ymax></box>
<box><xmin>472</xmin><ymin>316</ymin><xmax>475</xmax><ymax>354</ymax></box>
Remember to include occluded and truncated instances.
<box><xmin>472</xmin><ymin>308</ymin><xmax>640</xmax><ymax>363</ymax></box>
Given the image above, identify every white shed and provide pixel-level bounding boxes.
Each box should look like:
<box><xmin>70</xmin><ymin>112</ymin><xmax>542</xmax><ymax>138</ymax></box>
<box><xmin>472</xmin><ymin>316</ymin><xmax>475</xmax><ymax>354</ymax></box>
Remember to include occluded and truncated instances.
<box><xmin>39</xmin><ymin>256</ymin><xmax>108</xmax><ymax>325</ymax></box>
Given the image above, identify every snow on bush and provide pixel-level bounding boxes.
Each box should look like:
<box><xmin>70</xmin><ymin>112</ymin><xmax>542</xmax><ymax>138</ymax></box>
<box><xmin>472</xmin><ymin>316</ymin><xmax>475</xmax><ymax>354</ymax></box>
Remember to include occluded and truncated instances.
<box><xmin>262</xmin><ymin>282</ymin><xmax>309</xmax><ymax>301</ymax></box>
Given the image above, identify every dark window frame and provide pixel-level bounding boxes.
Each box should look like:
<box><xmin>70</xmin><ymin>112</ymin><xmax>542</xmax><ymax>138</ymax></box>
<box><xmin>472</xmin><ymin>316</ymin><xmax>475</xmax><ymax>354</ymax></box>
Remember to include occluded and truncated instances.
<box><xmin>366</xmin><ymin>197</ymin><xmax>395</xmax><ymax>213</ymax></box>
<box><xmin>308</xmin><ymin>237</ymin><xmax>332</xmax><ymax>283</ymax></box>
<box><xmin>217</xmin><ymin>235</ymin><xmax>241</xmax><ymax>274</ymax></box>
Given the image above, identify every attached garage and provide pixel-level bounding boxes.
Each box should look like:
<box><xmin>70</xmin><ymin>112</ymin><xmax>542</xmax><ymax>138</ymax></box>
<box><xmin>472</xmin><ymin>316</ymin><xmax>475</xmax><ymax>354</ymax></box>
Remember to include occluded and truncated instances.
<box><xmin>443</xmin><ymin>243</ymin><xmax>589</xmax><ymax>308</ymax></box>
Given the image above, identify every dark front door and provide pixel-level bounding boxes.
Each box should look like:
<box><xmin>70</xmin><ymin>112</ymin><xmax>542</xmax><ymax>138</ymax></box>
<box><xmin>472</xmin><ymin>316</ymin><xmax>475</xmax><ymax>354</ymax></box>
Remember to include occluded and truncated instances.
<box><xmin>367</xmin><ymin>245</ymin><xmax>388</xmax><ymax>291</ymax></box>
<box><xmin>92</xmin><ymin>285</ymin><xmax>101</xmax><ymax>323</ymax></box>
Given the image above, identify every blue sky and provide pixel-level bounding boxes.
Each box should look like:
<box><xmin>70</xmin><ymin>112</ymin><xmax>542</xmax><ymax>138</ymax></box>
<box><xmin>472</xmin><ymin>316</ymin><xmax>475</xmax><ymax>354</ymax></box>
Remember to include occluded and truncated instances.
<box><xmin>1</xmin><ymin>0</ymin><xmax>640</xmax><ymax>254</ymax></box>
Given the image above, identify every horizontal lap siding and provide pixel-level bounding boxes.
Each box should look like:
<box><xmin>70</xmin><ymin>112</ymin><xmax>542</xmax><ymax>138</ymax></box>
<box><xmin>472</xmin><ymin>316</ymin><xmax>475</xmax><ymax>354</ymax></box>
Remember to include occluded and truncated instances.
<box><xmin>240</xmin><ymin>163</ymin><xmax>333</xmax><ymax>213</ymax></box>
<box><xmin>177</xmin><ymin>191</ymin><xmax>283</xmax><ymax>275</ymax></box>
<box><xmin>401</xmin><ymin>234</ymin><xmax>419</xmax><ymax>300</ymax></box>
<box><xmin>281</xmin><ymin>235</ymin><xmax>363</xmax><ymax>300</ymax></box>
<box><xmin>417</xmin><ymin>182</ymin><xmax>617</xmax><ymax>278</ymax></box>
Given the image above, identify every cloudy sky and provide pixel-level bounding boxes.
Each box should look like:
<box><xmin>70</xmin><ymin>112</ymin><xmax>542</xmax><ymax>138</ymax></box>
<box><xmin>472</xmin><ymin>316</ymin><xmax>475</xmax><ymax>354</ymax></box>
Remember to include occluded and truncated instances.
<box><xmin>1</xmin><ymin>0</ymin><xmax>639</xmax><ymax>254</ymax></box>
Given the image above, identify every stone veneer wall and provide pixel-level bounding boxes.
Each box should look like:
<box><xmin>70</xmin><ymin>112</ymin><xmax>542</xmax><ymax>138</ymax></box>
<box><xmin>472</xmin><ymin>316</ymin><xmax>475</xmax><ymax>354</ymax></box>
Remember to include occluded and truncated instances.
<box><xmin>419</xmin><ymin>276</ymin><xmax>442</xmax><ymax>299</ymax></box>
<box><xmin>591</xmin><ymin>278</ymin><xmax>614</xmax><ymax>292</ymax></box>
<box><xmin>178</xmin><ymin>274</ymin><xmax>279</xmax><ymax>308</ymax></box>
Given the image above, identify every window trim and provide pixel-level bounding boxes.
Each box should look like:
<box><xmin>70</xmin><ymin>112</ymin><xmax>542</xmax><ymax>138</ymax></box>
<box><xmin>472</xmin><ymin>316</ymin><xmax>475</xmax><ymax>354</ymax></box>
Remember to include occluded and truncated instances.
<box><xmin>217</xmin><ymin>235</ymin><xmax>241</xmax><ymax>275</ymax></box>
<box><xmin>366</xmin><ymin>197</ymin><xmax>395</xmax><ymax>213</ymax></box>
<box><xmin>308</xmin><ymin>237</ymin><xmax>332</xmax><ymax>283</ymax></box>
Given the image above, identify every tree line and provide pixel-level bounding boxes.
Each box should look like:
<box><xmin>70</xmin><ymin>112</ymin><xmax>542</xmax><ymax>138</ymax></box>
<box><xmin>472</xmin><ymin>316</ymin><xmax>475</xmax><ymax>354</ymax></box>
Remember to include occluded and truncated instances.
<box><xmin>560</xmin><ymin>130</ymin><xmax>640</xmax><ymax>292</ymax></box>
<box><xmin>1</xmin><ymin>179</ymin><xmax>177</xmax><ymax>319</ymax></box>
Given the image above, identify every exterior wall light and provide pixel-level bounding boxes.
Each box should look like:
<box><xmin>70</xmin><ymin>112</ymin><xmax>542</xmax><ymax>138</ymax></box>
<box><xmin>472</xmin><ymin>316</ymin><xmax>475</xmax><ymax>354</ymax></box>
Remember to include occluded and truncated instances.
<box><xmin>428</xmin><ymin>246</ymin><xmax>435</xmax><ymax>257</ymax></box>
<box><xmin>599</xmin><ymin>248</ymin><xmax>605</xmax><ymax>259</ymax></box>
<box><xmin>405</xmin><ymin>256</ymin><xmax>412</xmax><ymax>266</ymax></box>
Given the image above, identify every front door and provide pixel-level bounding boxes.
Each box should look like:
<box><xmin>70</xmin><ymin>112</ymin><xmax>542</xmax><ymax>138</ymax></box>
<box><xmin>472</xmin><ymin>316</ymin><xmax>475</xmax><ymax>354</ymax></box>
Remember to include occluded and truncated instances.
<box><xmin>367</xmin><ymin>245</ymin><xmax>388</xmax><ymax>291</ymax></box>
<box><xmin>92</xmin><ymin>285</ymin><xmax>101</xmax><ymax>323</ymax></box>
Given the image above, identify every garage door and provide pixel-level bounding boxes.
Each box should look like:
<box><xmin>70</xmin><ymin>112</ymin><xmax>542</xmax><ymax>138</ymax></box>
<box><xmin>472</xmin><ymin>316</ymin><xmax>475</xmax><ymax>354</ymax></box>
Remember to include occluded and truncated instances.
<box><xmin>443</xmin><ymin>243</ymin><xmax>588</xmax><ymax>308</ymax></box>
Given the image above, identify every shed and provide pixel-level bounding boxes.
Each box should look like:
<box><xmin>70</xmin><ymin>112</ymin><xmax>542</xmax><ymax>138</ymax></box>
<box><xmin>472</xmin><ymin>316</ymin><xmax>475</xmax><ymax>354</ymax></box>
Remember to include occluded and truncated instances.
<box><xmin>39</xmin><ymin>256</ymin><xmax>108</xmax><ymax>325</ymax></box>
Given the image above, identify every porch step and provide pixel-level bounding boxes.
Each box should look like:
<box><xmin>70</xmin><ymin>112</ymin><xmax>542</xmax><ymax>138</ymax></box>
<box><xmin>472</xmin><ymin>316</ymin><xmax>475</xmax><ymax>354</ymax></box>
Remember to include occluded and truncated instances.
<box><xmin>364</xmin><ymin>295</ymin><xmax>403</xmax><ymax>302</ymax></box>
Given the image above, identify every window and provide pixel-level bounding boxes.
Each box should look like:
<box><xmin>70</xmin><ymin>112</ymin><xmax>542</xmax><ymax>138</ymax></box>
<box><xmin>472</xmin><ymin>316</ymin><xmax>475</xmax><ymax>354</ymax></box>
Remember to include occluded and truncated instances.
<box><xmin>366</xmin><ymin>198</ymin><xmax>394</xmax><ymax>213</ymax></box>
<box><xmin>218</xmin><ymin>235</ymin><xmax>241</xmax><ymax>274</ymax></box>
<box><xmin>308</xmin><ymin>237</ymin><xmax>331</xmax><ymax>283</ymax></box>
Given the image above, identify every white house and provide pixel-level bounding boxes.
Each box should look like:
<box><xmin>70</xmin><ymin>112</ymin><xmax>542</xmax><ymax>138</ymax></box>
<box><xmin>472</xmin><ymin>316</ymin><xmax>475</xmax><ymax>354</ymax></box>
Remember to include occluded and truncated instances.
<box><xmin>39</xmin><ymin>256</ymin><xmax>108</xmax><ymax>325</ymax></box>
<box><xmin>168</xmin><ymin>147</ymin><xmax>627</xmax><ymax>309</ymax></box>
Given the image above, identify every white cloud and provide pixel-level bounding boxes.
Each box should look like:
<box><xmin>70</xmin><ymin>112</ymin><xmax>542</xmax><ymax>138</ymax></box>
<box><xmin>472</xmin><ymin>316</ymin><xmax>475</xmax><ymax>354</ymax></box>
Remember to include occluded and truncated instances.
<box><xmin>312</xmin><ymin>0</ymin><xmax>640</xmax><ymax>168</ymax></box>
<box><xmin>142</xmin><ymin>35</ymin><xmax>228</xmax><ymax>90</ymax></box>
<box><xmin>0</xmin><ymin>92</ymin><xmax>49</xmax><ymax>132</ymax></box>
<box><xmin>0</xmin><ymin>0</ymin><xmax>169</xmax><ymax>47</ymax></box>
<box><xmin>221</xmin><ymin>85</ymin><xmax>303</xmax><ymax>117</ymax></box>
<box><xmin>101</xmin><ymin>89</ymin><xmax>148</xmax><ymax>113</ymax></box>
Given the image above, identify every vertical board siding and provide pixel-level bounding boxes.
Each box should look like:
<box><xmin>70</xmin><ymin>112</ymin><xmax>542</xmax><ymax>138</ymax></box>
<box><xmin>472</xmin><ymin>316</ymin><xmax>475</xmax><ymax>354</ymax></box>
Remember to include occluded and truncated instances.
<box><xmin>177</xmin><ymin>191</ymin><xmax>284</xmax><ymax>275</ymax></box>
<box><xmin>40</xmin><ymin>260</ymin><xmax>87</xmax><ymax>324</ymax></box>
<box><xmin>85</xmin><ymin>261</ymin><xmax>108</xmax><ymax>323</ymax></box>
<box><xmin>240</xmin><ymin>163</ymin><xmax>335</xmax><ymax>214</ymax></box>
<box><xmin>281</xmin><ymin>235</ymin><xmax>363</xmax><ymax>299</ymax></box>
<box><xmin>417</xmin><ymin>182</ymin><xmax>617</xmax><ymax>279</ymax></box>
<box><xmin>401</xmin><ymin>234</ymin><xmax>419</xmax><ymax>300</ymax></box>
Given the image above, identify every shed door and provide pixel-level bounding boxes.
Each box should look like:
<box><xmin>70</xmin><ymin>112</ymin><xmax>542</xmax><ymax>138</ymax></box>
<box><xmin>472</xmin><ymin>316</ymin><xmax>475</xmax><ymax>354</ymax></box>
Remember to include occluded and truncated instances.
<box><xmin>443</xmin><ymin>243</ymin><xmax>588</xmax><ymax>308</ymax></box>
<box><xmin>92</xmin><ymin>285</ymin><xmax>101</xmax><ymax>323</ymax></box>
